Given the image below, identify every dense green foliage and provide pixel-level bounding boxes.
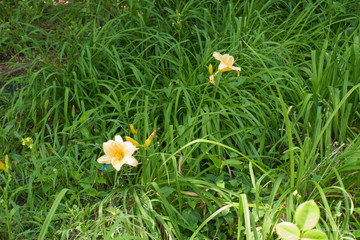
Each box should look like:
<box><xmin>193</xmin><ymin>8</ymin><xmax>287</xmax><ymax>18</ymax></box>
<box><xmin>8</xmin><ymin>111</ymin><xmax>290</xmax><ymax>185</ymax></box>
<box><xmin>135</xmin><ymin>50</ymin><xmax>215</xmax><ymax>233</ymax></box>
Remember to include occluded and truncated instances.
<box><xmin>1</xmin><ymin>0</ymin><xmax>359</xmax><ymax>239</ymax></box>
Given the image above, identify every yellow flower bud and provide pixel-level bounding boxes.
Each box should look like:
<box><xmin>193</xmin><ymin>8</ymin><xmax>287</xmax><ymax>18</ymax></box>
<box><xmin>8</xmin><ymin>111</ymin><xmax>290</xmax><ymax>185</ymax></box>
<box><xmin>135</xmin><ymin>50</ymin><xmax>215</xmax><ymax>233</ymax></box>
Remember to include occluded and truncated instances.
<box><xmin>5</xmin><ymin>155</ymin><xmax>8</xmax><ymax>167</ymax></box>
<box><xmin>1</xmin><ymin>155</ymin><xmax>9</xmax><ymax>173</ymax></box>
<box><xmin>209</xmin><ymin>75</ymin><xmax>215</xmax><ymax>84</ymax></box>
<box><xmin>130</xmin><ymin>124</ymin><xmax>138</xmax><ymax>135</ymax></box>
<box><xmin>144</xmin><ymin>130</ymin><xmax>156</xmax><ymax>147</ymax></box>
<box><xmin>209</xmin><ymin>64</ymin><xmax>213</xmax><ymax>75</ymax></box>
<box><xmin>125</xmin><ymin>136</ymin><xmax>140</xmax><ymax>147</ymax></box>
<box><xmin>144</xmin><ymin>139</ymin><xmax>151</xmax><ymax>148</ymax></box>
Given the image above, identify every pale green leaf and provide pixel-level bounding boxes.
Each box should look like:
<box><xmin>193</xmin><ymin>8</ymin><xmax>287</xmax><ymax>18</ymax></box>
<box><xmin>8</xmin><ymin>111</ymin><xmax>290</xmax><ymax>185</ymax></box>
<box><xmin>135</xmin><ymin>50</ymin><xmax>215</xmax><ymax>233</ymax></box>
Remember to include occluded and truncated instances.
<box><xmin>275</xmin><ymin>222</ymin><xmax>300</xmax><ymax>240</ymax></box>
<box><xmin>295</xmin><ymin>200</ymin><xmax>320</xmax><ymax>231</ymax></box>
<box><xmin>302</xmin><ymin>229</ymin><xmax>328</xmax><ymax>240</ymax></box>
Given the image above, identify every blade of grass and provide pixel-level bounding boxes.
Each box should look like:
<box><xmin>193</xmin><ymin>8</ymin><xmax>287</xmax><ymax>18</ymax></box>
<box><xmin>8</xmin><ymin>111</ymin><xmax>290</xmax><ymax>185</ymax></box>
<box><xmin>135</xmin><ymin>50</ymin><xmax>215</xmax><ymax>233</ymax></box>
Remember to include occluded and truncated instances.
<box><xmin>38</xmin><ymin>188</ymin><xmax>68</xmax><ymax>240</ymax></box>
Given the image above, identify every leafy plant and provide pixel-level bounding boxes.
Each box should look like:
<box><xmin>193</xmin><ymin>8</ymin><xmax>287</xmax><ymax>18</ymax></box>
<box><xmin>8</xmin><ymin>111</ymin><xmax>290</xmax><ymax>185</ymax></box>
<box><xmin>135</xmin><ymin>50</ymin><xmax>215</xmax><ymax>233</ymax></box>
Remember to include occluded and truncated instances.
<box><xmin>276</xmin><ymin>200</ymin><xmax>328</xmax><ymax>240</ymax></box>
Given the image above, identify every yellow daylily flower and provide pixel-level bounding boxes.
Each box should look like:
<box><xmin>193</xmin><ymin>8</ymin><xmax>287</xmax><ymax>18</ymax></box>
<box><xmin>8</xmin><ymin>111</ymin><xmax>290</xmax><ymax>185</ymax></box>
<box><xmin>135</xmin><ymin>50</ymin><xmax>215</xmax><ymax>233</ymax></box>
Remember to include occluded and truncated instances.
<box><xmin>213</xmin><ymin>52</ymin><xmax>241</xmax><ymax>73</ymax></box>
<box><xmin>0</xmin><ymin>161</ymin><xmax>4</xmax><ymax>171</ymax></box>
<box><xmin>97</xmin><ymin>135</ymin><xmax>139</xmax><ymax>171</ymax></box>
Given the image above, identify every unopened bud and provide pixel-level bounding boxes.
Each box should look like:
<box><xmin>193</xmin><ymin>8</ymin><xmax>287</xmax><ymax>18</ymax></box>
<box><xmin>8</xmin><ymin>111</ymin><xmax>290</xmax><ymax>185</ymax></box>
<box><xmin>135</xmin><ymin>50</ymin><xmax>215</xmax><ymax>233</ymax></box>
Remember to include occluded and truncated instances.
<box><xmin>144</xmin><ymin>130</ymin><xmax>156</xmax><ymax>147</ymax></box>
<box><xmin>1</xmin><ymin>155</ymin><xmax>9</xmax><ymax>173</ymax></box>
<box><xmin>125</xmin><ymin>136</ymin><xmax>140</xmax><ymax>147</ymax></box>
<box><xmin>209</xmin><ymin>75</ymin><xmax>215</xmax><ymax>84</ymax></box>
<box><xmin>209</xmin><ymin>64</ymin><xmax>213</xmax><ymax>75</ymax></box>
<box><xmin>130</xmin><ymin>124</ymin><xmax>138</xmax><ymax>135</ymax></box>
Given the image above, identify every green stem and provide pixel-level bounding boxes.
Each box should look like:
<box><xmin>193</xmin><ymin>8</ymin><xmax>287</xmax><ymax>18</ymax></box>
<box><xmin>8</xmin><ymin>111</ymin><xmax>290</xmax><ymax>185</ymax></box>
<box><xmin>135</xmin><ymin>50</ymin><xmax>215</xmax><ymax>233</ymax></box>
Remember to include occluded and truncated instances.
<box><xmin>112</xmin><ymin>171</ymin><xmax>118</xmax><ymax>189</ymax></box>
<box><xmin>1</xmin><ymin>173</ymin><xmax>12</xmax><ymax>239</ymax></box>
<box><xmin>189</xmin><ymin>82</ymin><xmax>211</xmax><ymax>140</ymax></box>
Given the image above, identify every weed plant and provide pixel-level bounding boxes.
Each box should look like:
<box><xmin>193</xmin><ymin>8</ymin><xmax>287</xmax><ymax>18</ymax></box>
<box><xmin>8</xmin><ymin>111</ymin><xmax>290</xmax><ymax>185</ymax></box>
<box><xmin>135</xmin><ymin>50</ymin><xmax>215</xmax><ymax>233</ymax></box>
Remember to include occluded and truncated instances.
<box><xmin>0</xmin><ymin>0</ymin><xmax>359</xmax><ymax>239</ymax></box>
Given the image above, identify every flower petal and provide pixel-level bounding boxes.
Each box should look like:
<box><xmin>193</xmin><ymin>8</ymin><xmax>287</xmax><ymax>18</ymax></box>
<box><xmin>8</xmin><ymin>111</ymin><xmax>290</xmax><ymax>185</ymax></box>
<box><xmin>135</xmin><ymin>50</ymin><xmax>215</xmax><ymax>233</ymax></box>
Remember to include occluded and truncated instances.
<box><xmin>223</xmin><ymin>55</ymin><xmax>234</xmax><ymax>66</ymax></box>
<box><xmin>103</xmin><ymin>140</ymin><xmax>117</xmax><ymax>156</ymax></box>
<box><xmin>220</xmin><ymin>54</ymin><xmax>229</xmax><ymax>63</ymax></box>
<box><xmin>213</xmin><ymin>52</ymin><xmax>222</xmax><ymax>61</ymax></box>
<box><xmin>115</xmin><ymin>135</ymin><xmax>123</xmax><ymax>143</ymax></box>
<box><xmin>218</xmin><ymin>62</ymin><xmax>230</xmax><ymax>71</ymax></box>
<box><xmin>123</xmin><ymin>141</ymin><xmax>138</xmax><ymax>156</ymax></box>
<box><xmin>125</xmin><ymin>156</ymin><xmax>138</xmax><ymax>167</ymax></box>
<box><xmin>112</xmin><ymin>159</ymin><xmax>124</xmax><ymax>171</ymax></box>
<box><xmin>97</xmin><ymin>155</ymin><xmax>112</xmax><ymax>164</ymax></box>
<box><xmin>230</xmin><ymin>65</ymin><xmax>241</xmax><ymax>71</ymax></box>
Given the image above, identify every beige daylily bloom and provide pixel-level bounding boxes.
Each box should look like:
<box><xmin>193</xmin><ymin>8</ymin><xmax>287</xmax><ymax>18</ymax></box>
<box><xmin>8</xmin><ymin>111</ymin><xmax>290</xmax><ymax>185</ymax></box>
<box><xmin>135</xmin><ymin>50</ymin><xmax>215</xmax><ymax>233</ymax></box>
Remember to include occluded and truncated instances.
<box><xmin>213</xmin><ymin>52</ymin><xmax>241</xmax><ymax>73</ymax></box>
<box><xmin>97</xmin><ymin>135</ymin><xmax>138</xmax><ymax>171</ymax></box>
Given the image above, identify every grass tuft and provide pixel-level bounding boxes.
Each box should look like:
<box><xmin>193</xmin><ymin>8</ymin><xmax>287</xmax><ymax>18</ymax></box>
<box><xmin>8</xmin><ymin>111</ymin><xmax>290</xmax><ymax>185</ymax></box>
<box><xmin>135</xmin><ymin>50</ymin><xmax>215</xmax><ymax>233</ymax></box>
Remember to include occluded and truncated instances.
<box><xmin>1</xmin><ymin>0</ymin><xmax>359</xmax><ymax>239</ymax></box>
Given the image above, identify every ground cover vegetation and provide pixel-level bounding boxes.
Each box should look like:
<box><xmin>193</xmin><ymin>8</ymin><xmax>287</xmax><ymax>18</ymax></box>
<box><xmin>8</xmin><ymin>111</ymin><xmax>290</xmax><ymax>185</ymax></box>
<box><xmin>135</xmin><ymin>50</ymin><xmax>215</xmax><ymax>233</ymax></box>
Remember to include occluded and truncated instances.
<box><xmin>0</xmin><ymin>0</ymin><xmax>360</xmax><ymax>239</ymax></box>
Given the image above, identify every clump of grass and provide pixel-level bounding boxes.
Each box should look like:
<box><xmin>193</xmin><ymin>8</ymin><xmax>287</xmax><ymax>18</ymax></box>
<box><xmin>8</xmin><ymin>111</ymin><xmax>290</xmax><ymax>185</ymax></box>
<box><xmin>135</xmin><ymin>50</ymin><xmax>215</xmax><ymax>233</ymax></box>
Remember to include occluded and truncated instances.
<box><xmin>1</xmin><ymin>0</ymin><xmax>359</xmax><ymax>239</ymax></box>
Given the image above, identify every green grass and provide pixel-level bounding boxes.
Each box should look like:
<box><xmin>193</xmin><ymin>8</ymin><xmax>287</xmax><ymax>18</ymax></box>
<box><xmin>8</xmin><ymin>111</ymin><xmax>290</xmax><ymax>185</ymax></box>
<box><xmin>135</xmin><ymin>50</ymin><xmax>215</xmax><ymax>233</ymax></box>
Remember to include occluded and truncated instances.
<box><xmin>1</xmin><ymin>0</ymin><xmax>360</xmax><ymax>239</ymax></box>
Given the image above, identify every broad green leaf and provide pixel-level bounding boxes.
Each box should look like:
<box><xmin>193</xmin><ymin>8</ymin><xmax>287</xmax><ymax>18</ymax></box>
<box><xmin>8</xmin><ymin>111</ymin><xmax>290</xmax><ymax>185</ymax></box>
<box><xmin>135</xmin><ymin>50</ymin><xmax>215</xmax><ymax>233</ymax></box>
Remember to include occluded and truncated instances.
<box><xmin>208</xmin><ymin>153</ymin><xmax>222</xmax><ymax>168</ymax></box>
<box><xmin>302</xmin><ymin>229</ymin><xmax>328</xmax><ymax>240</ymax></box>
<box><xmin>105</xmin><ymin>207</ymin><xmax>122</xmax><ymax>215</ymax></box>
<box><xmin>216</xmin><ymin>179</ymin><xmax>225</xmax><ymax>188</ymax></box>
<box><xmin>177</xmin><ymin>125</ymin><xmax>186</xmax><ymax>136</ymax></box>
<box><xmin>160</xmin><ymin>186</ymin><xmax>176</xmax><ymax>198</ymax></box>
<box><xmin>96</xmin><ymin>176</ymin><xmax>107</xmax><ymax>184</ymax></box>
<box><xmin>295</xmin><ymin>200</ymin><xmax>320</xmax><ymax>231</ymax></box>
<box><xmin>80</xmin><ymin>126</ymin><xmax>90</xmax><ymax>138</ymax></box>
<box><xmin>182</xmin><ymin>208</ymin><xmax>201</xmax><ymax>226</ymax></box>
<box><xmin>275</xmin><ymin>222</ymin><xmax>300</xmax><ymax>240</ymax></box>
<box><xmin>78</xmin><ymin>109</ymin><xmax>96</xmax><ymax>123</ymax></box>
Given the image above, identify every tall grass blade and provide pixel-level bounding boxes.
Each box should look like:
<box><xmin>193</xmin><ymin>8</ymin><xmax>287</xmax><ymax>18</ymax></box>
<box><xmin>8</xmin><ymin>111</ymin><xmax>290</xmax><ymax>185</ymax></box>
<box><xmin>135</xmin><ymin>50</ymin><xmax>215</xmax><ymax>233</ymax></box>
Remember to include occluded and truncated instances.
<box><xmin>38</xmin><ymin>188</ymin><xmax>68</xmax><ymax>240</ymax></box>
